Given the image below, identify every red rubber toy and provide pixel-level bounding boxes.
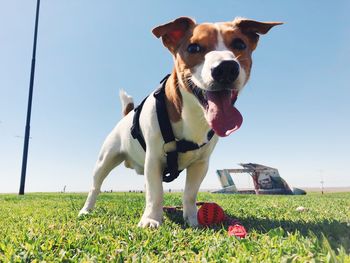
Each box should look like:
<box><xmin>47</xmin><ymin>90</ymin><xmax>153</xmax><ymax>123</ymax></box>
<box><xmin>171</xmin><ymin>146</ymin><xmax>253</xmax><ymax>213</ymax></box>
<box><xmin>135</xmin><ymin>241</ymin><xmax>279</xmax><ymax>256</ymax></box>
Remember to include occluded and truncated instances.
<box><xmin>228</xmin><ymin>224</ymin><xmax>247</xmax><ymax>238</ymax></box>
<box><xmin>197</xmin><ymin>202</ymin><xmax>225</xmax><ymax>226</ymax></box>
<box><xmin>165</xmin><ymin>202</ymin><xmax>248</xmax><ymax>238</ymax></box>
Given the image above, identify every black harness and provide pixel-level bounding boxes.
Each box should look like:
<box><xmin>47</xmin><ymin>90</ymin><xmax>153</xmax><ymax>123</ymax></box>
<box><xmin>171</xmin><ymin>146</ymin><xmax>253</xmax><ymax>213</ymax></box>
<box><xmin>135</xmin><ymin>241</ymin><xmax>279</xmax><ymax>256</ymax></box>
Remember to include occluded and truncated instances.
<box><xmin>131</xmin><ymin>75</ymin><xmax>215</xmax><ymax>183</ymax></box>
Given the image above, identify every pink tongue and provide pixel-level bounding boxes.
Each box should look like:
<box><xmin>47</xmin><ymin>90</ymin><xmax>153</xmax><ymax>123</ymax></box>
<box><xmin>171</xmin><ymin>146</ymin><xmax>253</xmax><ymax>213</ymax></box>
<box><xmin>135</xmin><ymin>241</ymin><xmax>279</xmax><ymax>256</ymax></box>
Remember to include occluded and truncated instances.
<box><xmin>206</xmin><ymin>90</ymin><xmax>243</xmax><ymax>137</ymax></box>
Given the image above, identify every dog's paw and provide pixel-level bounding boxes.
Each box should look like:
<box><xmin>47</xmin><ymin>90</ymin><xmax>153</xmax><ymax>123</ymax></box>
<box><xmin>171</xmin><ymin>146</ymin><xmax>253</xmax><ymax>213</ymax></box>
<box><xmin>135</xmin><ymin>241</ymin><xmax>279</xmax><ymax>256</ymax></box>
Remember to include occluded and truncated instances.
<box><xmin>183</xmin><ymin>207</ymin><xmax>199</xmax><ymax>227</ymax></box>
<box><xmin>138</xmin><ymin>217</ymin><xmax>162</xmax><ymax>228</ymax></box>
<box><xmin>78</xmin><ymin>209</ymin><xmax>90</xmax><ymax>217</ymax></box>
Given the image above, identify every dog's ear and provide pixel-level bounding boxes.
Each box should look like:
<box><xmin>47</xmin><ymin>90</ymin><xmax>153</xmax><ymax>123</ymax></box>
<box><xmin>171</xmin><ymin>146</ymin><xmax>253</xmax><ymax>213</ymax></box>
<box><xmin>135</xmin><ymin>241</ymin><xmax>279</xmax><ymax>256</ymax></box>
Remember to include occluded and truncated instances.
<box><xmin>236</xmin><ymin>19</ymin><xmax>283</xmax><ymax>35</ymax></box>
<box><xmin>152</xmin><ymin>17</ymin><xmax>196</xmax><ymax>53</ymax></box>
<box><xmin>235</xmin><ymin>19</ymin><xmax>283</xmax><ymax>48</ymax></box>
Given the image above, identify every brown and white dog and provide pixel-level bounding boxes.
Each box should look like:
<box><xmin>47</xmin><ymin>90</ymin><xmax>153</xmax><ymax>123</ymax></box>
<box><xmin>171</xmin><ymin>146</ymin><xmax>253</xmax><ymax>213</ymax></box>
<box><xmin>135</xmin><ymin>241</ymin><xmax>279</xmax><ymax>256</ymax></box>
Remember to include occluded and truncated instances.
<box><xmin>79</xmin><ymin>17</ymin><xmax>282</xmax><ymax>227</ymax></box>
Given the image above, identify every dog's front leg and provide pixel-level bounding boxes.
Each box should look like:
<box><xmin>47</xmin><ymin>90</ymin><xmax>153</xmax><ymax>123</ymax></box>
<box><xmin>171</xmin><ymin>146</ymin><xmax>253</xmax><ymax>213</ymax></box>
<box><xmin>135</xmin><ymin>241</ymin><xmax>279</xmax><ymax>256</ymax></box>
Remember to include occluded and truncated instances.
<box><xmin>138</xmin><ymin>153</ymin><xmax>164</xmax><ymax>228</ymax></box>
<box><xmin>183</xmin><ymin>159</ymin><xmax>209</xmax><ymax>227</ymax></box>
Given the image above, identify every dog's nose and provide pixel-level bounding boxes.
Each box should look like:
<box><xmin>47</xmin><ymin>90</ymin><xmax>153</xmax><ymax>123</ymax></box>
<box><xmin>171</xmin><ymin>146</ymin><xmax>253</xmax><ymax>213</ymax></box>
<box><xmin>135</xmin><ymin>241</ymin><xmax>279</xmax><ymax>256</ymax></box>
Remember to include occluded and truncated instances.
<box><xmin>211</xmin><ymin>60</ymin><xmax>240</xmax><ymax>84</ymax></box>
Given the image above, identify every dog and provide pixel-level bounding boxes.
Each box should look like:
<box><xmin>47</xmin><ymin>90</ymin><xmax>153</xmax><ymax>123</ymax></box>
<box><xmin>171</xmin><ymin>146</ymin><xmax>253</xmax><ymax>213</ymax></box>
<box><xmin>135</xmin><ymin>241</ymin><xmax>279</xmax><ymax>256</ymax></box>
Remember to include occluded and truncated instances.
<box><xmin>79</xmin><ymin>17</ymin><xmax>282</xmax><ymax>228</ymax></box>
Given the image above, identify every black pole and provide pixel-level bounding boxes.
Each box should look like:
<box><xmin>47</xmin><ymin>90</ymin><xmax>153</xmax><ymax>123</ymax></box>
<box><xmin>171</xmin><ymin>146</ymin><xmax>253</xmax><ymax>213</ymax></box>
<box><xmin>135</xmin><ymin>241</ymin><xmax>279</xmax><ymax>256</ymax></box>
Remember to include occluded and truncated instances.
<box><xmin>19</xmin><ymin>0</ymin><xmax>41</xmax><ymax>195</ymax></box>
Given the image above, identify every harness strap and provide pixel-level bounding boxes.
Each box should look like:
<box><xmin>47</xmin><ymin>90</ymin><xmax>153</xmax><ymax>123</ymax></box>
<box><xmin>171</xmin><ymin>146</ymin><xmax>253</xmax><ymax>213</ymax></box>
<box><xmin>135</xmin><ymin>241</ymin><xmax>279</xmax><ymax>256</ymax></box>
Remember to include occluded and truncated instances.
<box><xmin>154</xmin><ymin>79</ymin><xmax>180</xmax><ymax>182</ymax></box>
<box><xmin>131</xmin><ymin>74</ymin><xmax>215</xmax><ymax>183</ymax></box>
<box><xmin>131</xmin><ymin>97</ymin><xmax>147</xmax><ymax>151</ymax></box>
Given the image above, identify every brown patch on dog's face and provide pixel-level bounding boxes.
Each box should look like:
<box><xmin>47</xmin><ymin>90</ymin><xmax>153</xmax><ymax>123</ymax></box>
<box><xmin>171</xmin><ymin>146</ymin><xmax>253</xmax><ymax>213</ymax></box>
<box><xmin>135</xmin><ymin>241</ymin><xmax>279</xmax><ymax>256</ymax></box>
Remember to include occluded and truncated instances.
<box><xmin>175</xmin><ymin>20</ymin><xmax>282</xmax><ymax>88</ymax></box>
<box><xmin>178</xmin><ymin>24</ymin><xmax>218</xmax><ymax>67</ymax></box>
<box><xmin>175</xmin><ymin>23</ymin><xmax>218</xmax><ymax>91</ymax></box>
<box><xmin>217</xmin><ymin>22</ymin><xmax>255</xmax><ymax>81</ymax></box>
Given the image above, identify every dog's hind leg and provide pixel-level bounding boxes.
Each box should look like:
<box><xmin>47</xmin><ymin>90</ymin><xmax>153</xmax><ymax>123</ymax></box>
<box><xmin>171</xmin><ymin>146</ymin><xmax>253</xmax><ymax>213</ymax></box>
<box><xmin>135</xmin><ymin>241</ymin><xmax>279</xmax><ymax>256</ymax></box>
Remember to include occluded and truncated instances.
<box><xmin>79</xmin><ymin>137</ymin><xmax>124</xmax><ymax>216</ymax></box>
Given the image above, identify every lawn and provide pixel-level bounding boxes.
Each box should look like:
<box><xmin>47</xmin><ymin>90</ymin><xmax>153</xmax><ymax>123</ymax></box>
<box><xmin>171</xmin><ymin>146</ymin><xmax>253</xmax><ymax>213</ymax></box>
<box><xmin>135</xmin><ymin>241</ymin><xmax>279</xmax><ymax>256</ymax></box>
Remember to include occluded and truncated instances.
<box><xmin>0</xmin><ymin>192</ymin><xmax>349</xmax><ymax>262</ymax></box>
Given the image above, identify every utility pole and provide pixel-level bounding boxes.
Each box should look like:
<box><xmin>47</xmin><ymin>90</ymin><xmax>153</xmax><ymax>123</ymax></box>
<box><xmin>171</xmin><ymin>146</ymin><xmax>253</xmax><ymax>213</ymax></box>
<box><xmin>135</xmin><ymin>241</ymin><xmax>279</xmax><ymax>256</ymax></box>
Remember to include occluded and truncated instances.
<box><xmin>320</xmin><ymin>169</ymin><xmax>324</xmax><ymax>195</ymax></box>
<box><xmin>19</xmin><ymin>0</ymin><xmax>41</xmax><ymax>195</ymax></box>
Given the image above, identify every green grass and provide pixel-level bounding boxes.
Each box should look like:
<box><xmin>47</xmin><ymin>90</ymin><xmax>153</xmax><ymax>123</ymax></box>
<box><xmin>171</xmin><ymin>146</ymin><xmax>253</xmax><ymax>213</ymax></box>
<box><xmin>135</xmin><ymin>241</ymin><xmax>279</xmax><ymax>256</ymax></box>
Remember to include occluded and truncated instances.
<box><xmin>0</xmin><ymin>192</ymin><xmax>349</xmax><ymax>262</ymax></box>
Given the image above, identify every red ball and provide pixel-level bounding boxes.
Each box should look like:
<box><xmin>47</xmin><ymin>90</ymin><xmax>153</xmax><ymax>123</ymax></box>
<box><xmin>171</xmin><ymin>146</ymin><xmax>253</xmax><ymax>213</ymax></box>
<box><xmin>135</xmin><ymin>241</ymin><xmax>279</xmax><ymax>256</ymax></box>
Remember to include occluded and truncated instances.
<box><xmin>197</xmin><ymin>202</ymin><xmax>225</xmax><ymax>226</ymax></box>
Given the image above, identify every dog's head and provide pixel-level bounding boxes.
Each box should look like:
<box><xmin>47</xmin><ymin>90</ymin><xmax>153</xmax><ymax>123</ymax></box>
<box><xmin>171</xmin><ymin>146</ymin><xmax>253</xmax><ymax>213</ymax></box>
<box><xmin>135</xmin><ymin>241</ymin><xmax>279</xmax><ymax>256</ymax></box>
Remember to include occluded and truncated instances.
<box><xmin>153</xmin><ymin>17</ymin><xmax>282</xmax><ymax>137</ymax></box>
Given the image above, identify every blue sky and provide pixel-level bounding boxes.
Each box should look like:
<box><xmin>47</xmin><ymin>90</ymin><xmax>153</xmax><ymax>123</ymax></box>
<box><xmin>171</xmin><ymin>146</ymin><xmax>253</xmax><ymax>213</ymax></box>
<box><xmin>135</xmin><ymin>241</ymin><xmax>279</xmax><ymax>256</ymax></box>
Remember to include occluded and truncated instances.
<box><xmin>0</xmin><ymin>1</ymin><xmax>349</xmax><ymax>193</ymax></box>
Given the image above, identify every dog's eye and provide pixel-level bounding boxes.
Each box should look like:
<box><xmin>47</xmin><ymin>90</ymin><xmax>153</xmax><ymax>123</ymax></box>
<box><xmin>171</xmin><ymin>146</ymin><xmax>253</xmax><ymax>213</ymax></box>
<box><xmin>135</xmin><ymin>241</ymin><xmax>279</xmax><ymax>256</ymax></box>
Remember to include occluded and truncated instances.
<box><xmin>231</xmin><ymin>38</ymin><xmax>246</xmax><ymax>50</ymax></box>
<box><xmin>187</xmin><ymin>43</ymin><xmax>202</xmax><ymax>54</ymax></box>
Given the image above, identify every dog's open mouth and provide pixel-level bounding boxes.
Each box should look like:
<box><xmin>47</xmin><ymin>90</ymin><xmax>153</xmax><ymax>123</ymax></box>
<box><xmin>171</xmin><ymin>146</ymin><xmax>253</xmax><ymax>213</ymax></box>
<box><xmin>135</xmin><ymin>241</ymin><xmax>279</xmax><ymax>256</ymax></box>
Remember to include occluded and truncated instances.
<box><xmin>192</xmin><ymin>87</ymin><xmax>243</xmax><ymax>137</ymax></box>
